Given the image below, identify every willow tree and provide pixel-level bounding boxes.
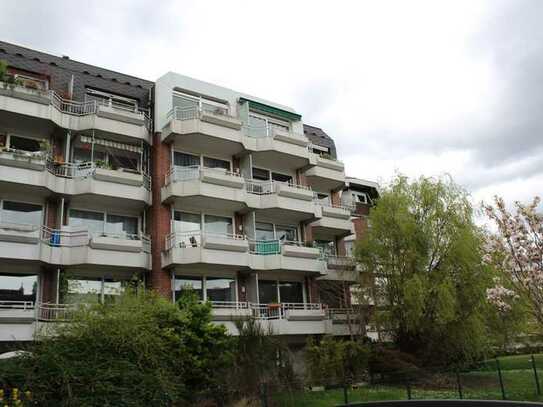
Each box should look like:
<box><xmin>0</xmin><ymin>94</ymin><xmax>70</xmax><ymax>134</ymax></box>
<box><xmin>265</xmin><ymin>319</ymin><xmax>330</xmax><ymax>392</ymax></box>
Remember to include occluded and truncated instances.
<box><xmin>356</xmin><ymin>175</ymin><xmax>490</xmax><ymax>366</ymax></box>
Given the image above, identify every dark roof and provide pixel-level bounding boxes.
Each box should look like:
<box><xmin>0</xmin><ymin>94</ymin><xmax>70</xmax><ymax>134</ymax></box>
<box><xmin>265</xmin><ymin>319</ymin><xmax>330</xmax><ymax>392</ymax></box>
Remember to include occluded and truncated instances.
<box><xmin>0</xmin><ymin>41</ymin><xmax>152</xmax><ymax>88</ymax></box>
<box><xmin>303</xmin><ymin>124</ymin><xmax>337</xmax><ymax>159</ymax></box>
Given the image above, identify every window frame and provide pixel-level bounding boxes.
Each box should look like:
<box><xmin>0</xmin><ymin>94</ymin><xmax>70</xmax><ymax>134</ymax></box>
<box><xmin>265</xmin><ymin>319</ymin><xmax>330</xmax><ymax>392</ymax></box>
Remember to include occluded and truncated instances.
<box><xmin>173</xmin><ymin>274</ymin><xmax>239</xmax><ymax>303</ymax></box>
<box><xmin>68</xmin><ymin>208</ymin><xmax>140</xmax><ymax>238</ymax></box>
<box><xmin>257</xmin><ymin>278</ymin><xmax>306</xmax><ymax>304</ymax></box>
<box><xmin>248</xmin><ymin>111</ymin><xmax>290</xmax><ymax>132</ymax></box>
<box><xmin>172</xmin><ymin>149</ymin><xmax>232</xmax><ymax>172</ymax></box>
<box><xmin>172</xmin><ymin>90</ymin><xmax>229</xmax><ymax>115</ymax></box>
<box><xmin>171</xmin><ymin>209</ymin><xmax>235</xmax><ymax>237</ymax></box>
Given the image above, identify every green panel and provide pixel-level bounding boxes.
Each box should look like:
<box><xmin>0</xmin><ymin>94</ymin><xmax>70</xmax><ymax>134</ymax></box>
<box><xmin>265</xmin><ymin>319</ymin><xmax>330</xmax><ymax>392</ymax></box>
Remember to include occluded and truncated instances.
<box><xmin>239</xmin><ymin>97</ymin><xmax>301</xmax><ymax>122</ymax></box>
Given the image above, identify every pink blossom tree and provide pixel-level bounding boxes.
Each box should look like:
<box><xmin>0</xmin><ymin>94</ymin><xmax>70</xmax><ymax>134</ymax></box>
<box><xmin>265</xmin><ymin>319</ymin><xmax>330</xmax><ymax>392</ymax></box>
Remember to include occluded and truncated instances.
<box><xmin>483</xmin><ymin>196</ymin><xmax>543</xmax><ymax>325</ymax></box>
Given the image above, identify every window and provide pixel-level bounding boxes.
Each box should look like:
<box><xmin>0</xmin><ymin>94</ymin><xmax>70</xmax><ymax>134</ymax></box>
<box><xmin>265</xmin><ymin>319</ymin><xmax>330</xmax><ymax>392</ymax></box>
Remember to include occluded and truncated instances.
<box><xmin>174</xmin><ymin>212</ymin><xmax>201</xmax><ymax>233</ymax></box>
<box><xmin>174</xmin><ymin>276</ymin><xmax>203</xmax><ymax>301</ymax></box>
<box><xmin>353</xmin><ymin>192</ymin><xmax>369</xmax><ymax>204</ymax></box>
<box><xmin>252</xmin><ymin>167</ymin><xmax>270</xmax><ymax>181</ymax></box>
<box><xmin>271</xmin><ymin>172</ymin><xmax>292</xmax><ymax>183</ymax></box>
<box><xmin>9</xmin><ymin>135</ymin><xmax>41</xmax><ymax>152</ymax></box>
<box><xmin>103</xmin><ymin>279</ymin><xmax>125</xmax><ymax>304</ymax></box>
<box><xmin>65</xmin><ymin>278</ymin><xmax>102</xmax><ymax>304</ymax></box>
<box><xmin>105</xmin><ymin>214</ymin><xmax>138</xmax><ymax>237</ymax></box>
<box><xmin>174</xmin><ymin>151</ymin><xmax>199</xmax><ymax>167</ymax></box>
<box><xmin>86</xmin><ymin>88</ymin><xmax>138</xmax><ymax>112</ymax></box>
<box><xmin>259</xmin><ymin>280</ymin><xmax>278</xmax><ymax>304</ymax></box>
<box><xmin>0</xmin><ymin>274</ymin><xmax>37</xmax><ymax>303</ymax></box>
<box><xmin>315</xmin><ymin>240</ymin><xmax>336</xmax><ymax>257</ymax></box>
<box><xmin>1</xmin><ymin>201</ymin><xmax>42</xmax><ymax>225</ymax></box>
<box><xmin>204</xmin><ymin>215</ymin><xmax>232</xmax><ymax>235</ymax></box>
<box><xmin>345</xmin><ymin>241</ymin><xmax>354</xmax><ymax>257</ymax></box>
<box><xmin>315</xmin><ymin>193</ymin><xmax>330</xmax><ymax>205</ymax></box>
<box><xmin>279</xmin><ymin>281</ymin><xmax>303</xmax><ymax>303</ymax></box>
<box><xmin>248</xmin><ymin>113</ymin><xmax>289</xmax><ymax>137</ymax></box>
<box><xmin>258</xmin><ymin>280</ymin><xmax>304</xmax><ymax>304</ymax></box>
<box><xmin>69</xmin><ymin>209</ymin><xmax>104</xmax><ymax>235</ymax></box>
<box><xmin>72</xmin><ymin>147</ymin><xmax>105</xmax><ymax>164</ymax></box>
<box><xmin>206</xmin><ymin>277</ymin><xmax>236</xmax><ymax>302</ymax></box>
<box><xmin>172</xmin><ymin>91</ymin><xmax>228</xmax><ymax>116</ymax></box>
<box><xmin>275</xmin><ymin>225</ymin><xmax>297</xmax><ymax>242</ymax></box>
<box><xmin>203</xmin><ymin>157</ymin><xmax>230</xmax><ymax>171</ymax></box>
<box><xmin>255</xmin><ymin>222</ymin><xmax>275</xmax><ymax>241</ymax></box>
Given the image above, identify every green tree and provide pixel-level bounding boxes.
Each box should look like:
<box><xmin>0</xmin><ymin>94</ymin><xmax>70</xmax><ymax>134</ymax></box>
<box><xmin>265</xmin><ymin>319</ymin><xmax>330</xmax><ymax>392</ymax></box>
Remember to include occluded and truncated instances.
<box><xmin>9</xmin><ymin>290</ymin><xmax>232</xmax><ymax>406</ymax></box>
<box><xmin>356</xmin><ymin>174</ymin><xmax>490</xmax><ymax>366</ymax></box>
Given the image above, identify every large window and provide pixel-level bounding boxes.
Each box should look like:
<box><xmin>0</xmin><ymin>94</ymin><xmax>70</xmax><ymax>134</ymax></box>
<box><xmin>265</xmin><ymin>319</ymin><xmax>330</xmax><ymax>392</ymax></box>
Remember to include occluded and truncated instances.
<box><xmin>69</xmin><ymin>209</ymin><xmax>139</xmax><ymax>238</ymax></box>
<box><xmin>0</xmin><ymin>201</ymin><xmax>42</xmax><ymax>226</ymax></box>
<box><xmin>173</xmin><ymin>91</ymin><xmax>228</xmax><ymax>116</ymax></box>
<box><xmin>255</xmin><ymin>222</ymin><xmax>275</xmax><ymax>241</ymax></box>
<box><xmin>275</xmin><ymin>225</ymin><xmax>297</xmax><ymax>242</ymax></box>
<box><xmin>63</xmin><ymin>276</ymin><xmax>128</xmax><ymax>304</ymax></box>
<box><xmin>206</xmin><ymin>277</ymin><xmax>236</xmax><ymax>302</ymax></box>
<box><xmin>174</xmin><ymin>151</ymin><xmax>199</xmax><ymax>167</ymax></box>
<box><xmin>8</xmin><ymin>135</ymin><xmax>41</xmax><ymax>152</ymax></box>
<box><xmin>204</xmin><ymin>215</ymin><xmax>232</xmax><ymax>235</ymax></box>
<box><xmin>86</xmin><ymin>88</ymin><xmax>138</xmax><ymax>112</ymax></box>
<box><xmin>256</xmin><ymin>222</ymin><xmax>297</xmax><ymax>241</ymax></box>
<box><xmin>248</xmin><ymin>113</ymin><xmax>289</xmax><ymax>137</ymax></box>
<box><xmin>0</xmin><ymin>274</ymin><xmax>37</xmax><ymax>304</ymax></box>
<box><xmin>258</xmin><ymin>280</ymin><xmax>304</xmax><ymax>304</ymax></box>
<box><xmin>203</xmin><ymin>157</ymin><xmax>230</xmax><ymax>171</ymax></box>
<box><xmin>173</xmin><ymin>212</ymin><xmax>201</xmax><ymax>233</ymax></box>
<box><xmin>72</xmin><ymin>137</ymin><xmax>141</xmax><ymax>172</ymax></box>
<box><xmin>174</xmin><ymin>276</ymin><xmax>203</xmax><ymax>301</ymax></box>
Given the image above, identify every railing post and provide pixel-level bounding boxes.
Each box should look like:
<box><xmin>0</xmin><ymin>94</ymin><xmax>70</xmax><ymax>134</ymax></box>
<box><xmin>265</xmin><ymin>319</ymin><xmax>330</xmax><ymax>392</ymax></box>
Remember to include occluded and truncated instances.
<box><xmin>456</xmin><ymin>370</ymin><xmax>463</xmax><ymax>399</ymax></box>
<box><xmin>496</xmin><ymin>358</ymin><xmax>506</xmax><ymax>400</ymax></box>
<box><xmin>532</xmin><ymin>355</ymin><xmax>541</xmax><ymax>396</ymax></box>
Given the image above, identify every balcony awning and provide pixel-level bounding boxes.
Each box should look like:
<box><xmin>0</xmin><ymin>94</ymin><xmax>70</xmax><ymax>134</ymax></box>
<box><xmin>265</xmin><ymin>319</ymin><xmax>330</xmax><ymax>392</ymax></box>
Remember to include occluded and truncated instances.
<box><xmin>80</xmin><ymin>135</ymin><xmax>142</xmax><ymax>154</ymax></box>
<box><xmin>239</xmin><ymin>97</ymin><xmax>301</xmax><ymax>122</ymax></box>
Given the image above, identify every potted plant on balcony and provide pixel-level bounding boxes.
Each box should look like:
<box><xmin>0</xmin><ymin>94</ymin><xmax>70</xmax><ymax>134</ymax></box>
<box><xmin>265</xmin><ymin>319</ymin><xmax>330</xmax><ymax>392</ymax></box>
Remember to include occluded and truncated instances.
<box><xmin>94</xmin><ymin>159</ymin><xmax>112</xmax><ymax>170</ymax></box>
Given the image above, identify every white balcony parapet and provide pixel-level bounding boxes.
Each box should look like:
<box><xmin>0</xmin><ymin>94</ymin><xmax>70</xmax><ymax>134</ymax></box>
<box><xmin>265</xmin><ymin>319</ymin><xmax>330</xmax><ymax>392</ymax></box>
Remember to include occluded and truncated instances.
<box><xmin>249</xmin><ymin>302</ymin><xmax>325</xmax><ymax>321</ymax></box>
<box><xmin>166</xmin><ymin>106</ymin><xmax>242</xmax><ymax>130</ymax></box>
<box><xmin>0</xmin><ymin>149</ymin><xmax>47</xmax><ymax>171</ymax></box>
<box><xmin>0</xmin><ymin>82</ymin><xmax>151</xmax><ymax>130</ymax></box>
<box><xmin>245</xmin><ymin>180</ymin><xmax>312</xmax><ymax>197</ymax></box>
<box><xmin>37</xmin><ymin>303</ymin><xmax>79</xmax><ymax>322</ymax></box>
<box><xmin>0</xmin><ymin>301</ymin><xmax>34</xmax><ymax>311</ymax></box>
<box><xmin>244</xmin><ymin>124</ymin><xmax>309</xmax><ymax>147</ymax></box>
<box><xmin>0</xmin><ymin>223</ymin><xmax>40</xmax><ymax>244</ymax></box>
<box><xmin>326</xmin><ymin>255</ymin><xmax>357</xmax><ymax>269</ymax></box>
<box><xmin>165</xmin><ymin>231</ymin><xmax>248</xmax><ymax>252</ymax></box>
<box><xmin>165</xmin><ymin>165</ymin><xmax>244</xmax><ymax>189</ymax></box>
<box><xmin>281</xmin><ymin>241</ymin><xmax>322</xmax><ymax>259</ymax></box>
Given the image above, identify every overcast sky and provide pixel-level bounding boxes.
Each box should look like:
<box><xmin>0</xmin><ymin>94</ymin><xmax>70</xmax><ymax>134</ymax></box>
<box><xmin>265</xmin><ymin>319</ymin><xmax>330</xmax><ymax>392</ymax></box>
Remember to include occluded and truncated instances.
<box><xmin>2</xmin><ymin>0</ymin><xmax>541</xmax><ymax>210</ymax></box>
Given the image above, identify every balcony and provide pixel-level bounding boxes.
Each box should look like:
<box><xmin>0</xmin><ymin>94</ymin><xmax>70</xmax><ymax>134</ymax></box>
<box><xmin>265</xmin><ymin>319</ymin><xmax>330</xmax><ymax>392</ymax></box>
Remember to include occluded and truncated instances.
<box><xmin>319</xmin><ymin>256</ymin><xmax>359</xmax><ymax>282</ymax></box>
<box><xmin>245</xmin><ymin>180</ymin><xmax>315</xmax><ymax>222</ymax></box>
<box><xmin>162</xmin><ymin>106</ymin><xmax>244</xmax><ymax>156</ymax></box>
<box><xmin>0</xmin><ymin>151</ymin><xmax>150</xmax><ymax>203</ymax></box>
<box><xmin>250</xmin><ymin>302</ymin><xmax>327</xmax><ymax>335</ymax></box>
<box><xmin>163</xmin><ymin>231</ymin><xmax>250</xmax><ymax>270</ymax></box>
<box><xmin>249</xmin><ymin>240</ymin><xmax>325</xmax><ymax>274</ymax></box>
<box><xmin>39</xmin><ymin>227</ymin><xmax>151</xmax><ymax>269</ymax></box>
<box><xmin>162</xmin><ymin>166</ymin><xmax>246</xmax><ymax>212</ymax></box>
<box><xmin>0</xmin><ymin>83</ymin><xmax>150</xmax><ymax>141</ymax></box>
<box><xmin>304</xmin><ymin>151</ymin><xmax>346</xmax><ymax>191</ymax></box>
<box><xmin>311</xmin><ymin>202</ymin><xmax>353</xmax><ymax>240</ymax></box>
<box><xmin>0</xmin><ymin>301</ymin><xmax>36</xmax><ymax>341</ymax></box>
<box><xmin>0</xmin><ymin>223</ymin><xmax>41</xmax><ymax>262</ymax></box>
<box><xmin>243</xmin><ymin>125</ymin><xmax>310</xmax><ymax>171</ymax></box>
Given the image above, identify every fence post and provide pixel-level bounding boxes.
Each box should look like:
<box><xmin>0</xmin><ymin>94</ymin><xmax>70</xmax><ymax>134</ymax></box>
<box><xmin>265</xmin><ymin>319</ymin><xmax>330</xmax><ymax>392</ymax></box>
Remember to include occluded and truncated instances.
<box><xmin>259</xmin><ymin>382</ymin><xmax>268</xmax><ymax>407</ymax></box>
<box><xmin>532</xmin><ymin>355</ymin><xmax>541</xmax><ymax>396</ymax></box>
<box><xmin>496</xmin><ymin>358</ymin><xmax>506</xmax><ymax>400</ymax></box>
<box><xmin>343</xmin><ymin>381</ymin><xmax>349</xmax><ymax>405</ymax></box>
<box><xmin>456</xmin><ymin>370</ymin><xmax>463</xmax><ymax>400</ymax></box>
<box><xmin>406</xmin><ymin>381</ymin><xmax>412</xmax><ymax>400</ymax></box>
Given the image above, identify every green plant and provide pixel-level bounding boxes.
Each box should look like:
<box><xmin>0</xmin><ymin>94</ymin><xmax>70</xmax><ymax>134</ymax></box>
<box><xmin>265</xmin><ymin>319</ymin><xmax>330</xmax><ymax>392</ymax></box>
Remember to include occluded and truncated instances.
<box><xmin>39</xmin><ymin>139</ymin><xmax>50</xmax><ymax>153</ymax></box>
<box><xmin>94</xmin><ymin>159</ymin><xmax>112</xmax><ymax>170</ymax></box>
<box><xmin>2</xmin><ymin>289</ymin><xmax>233</xmax><ymax>406</ymax></box>
<box><xmin>0</xmin><ymin>60</ymin><xmax>7</xmax><ymax>82</ymax></box>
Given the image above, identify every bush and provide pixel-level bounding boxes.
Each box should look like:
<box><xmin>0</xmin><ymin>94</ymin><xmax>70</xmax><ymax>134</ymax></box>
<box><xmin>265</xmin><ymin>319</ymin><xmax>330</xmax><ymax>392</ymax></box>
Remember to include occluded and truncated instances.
<box><xmin>1</xmin><ymin>290</ymin><xmax>233</xmax><ymax>406</ymax></box>
<box><xmin>305</xmin><ymin>337</ymin><xmax>369</xmax><ymax>387</ymax></box>
<box><xmin>368</xmin><ymin>346</ymin><xmax>421</xmax><ymax>383</ymax></box>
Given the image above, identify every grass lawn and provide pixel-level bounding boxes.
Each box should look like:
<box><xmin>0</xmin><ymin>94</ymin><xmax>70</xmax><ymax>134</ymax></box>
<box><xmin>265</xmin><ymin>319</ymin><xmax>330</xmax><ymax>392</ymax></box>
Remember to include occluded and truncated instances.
<box><xmin>274</xmin><ymin>353</ymin><xmax>543</xmax><ymax>406</ymax></box>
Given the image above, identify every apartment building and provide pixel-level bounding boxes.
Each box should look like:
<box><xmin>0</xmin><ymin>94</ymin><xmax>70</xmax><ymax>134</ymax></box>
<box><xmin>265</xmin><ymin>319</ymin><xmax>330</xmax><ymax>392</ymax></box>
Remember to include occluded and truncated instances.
<box><xmin>0</xmin><ymin>41</ymin><xmax>378</xmax><ymax>343</ymax></box>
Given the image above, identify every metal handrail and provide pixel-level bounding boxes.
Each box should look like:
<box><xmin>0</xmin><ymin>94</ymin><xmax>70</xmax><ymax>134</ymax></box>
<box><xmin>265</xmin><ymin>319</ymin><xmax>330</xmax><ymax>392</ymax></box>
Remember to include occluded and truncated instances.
<box><xmin>313</xmin><ymin>198</ymin><xmax>354</xmax><ymax>213</ymax></box>
<box><xmin>245</xmin><ymin>179</ymin><xmax>311</xmax><ymax>195</ymax></box>
<box><xmin>0</xmin><ymin>301</ymin><xmax>34</xmax><ymax>310</ymax></box>
<box><xmin>244</xmin><ymin>124</ymin><xmax>306</xmax><ymax>140</ymax></box>
<box><xmin>207</xmin><ymin>301</ymin><xmax>249</xmax><ymax>309</ymax></box>
<box><xmin>166</xmin><ymin>230</ymin><xmax>246</xmax><ymax>251</ymax></box>
<box><xmin>37</xmin><ymin>302</ymin><xmax>79</xmax><ymax>322</ymax></box>
<box><xmin>167</xmin><ymin>105</ymin><xmax>232</xmax><ymax>122</ymax></box>
<box><xmin>165</xmin><ymin>165</ymin><xmax>242</xmax><ymax>185</ymax></box>
<box><xmin>46</xmin><ymin>157</ymin><xmax>96</xmax><ymax>178</ymax></box>
<box><xmin>40</xmin><ymin>226</ymin><xmax>147</xmax><ymax>248</ymax></box>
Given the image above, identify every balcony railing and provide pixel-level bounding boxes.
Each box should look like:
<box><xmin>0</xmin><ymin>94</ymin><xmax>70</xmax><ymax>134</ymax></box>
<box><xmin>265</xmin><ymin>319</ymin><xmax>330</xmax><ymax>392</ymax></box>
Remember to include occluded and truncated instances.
<box><xmin>207</xmin><ymin>301</ymin><xmax>249</xmax><ymax>309</ymax></box>
<box><xmin>249</xmin><ymin>302</ymin><xmax>324</xmax><ymax>320</ymax></box>
<box><xmin>244</xmin><ymin>124</ymin><xmax>307</xmax><ymax>141</ymax></box>
<box><xmin>313</xmin><ymin>197</ymin><xmax>355</xmax><ymax>213</ymax></box>
<box><xmin>40</xmin><ymin>226</ymin><xmax>150</xmax><ymax>249</ymax></box>
<box><xmin>165</xmin><ymin>165</ymin><xmax>242</xmax><ymax>185</ymax></box>
<box><xmin>45</xmin><ymin>157</ymin><xmax>151</xmax><ymax>190</ymax></box>
<box><xmin>0</xmin><ymin>300</ymin><xmax>34</xmax><ymax>310</ymax></box>
<box><xmin>166</xmin><ymin>105</ymin><xmax>231</xmax><ymax>122</ymax></box>
<box><xmin>248</xmin><ymin>239</ymin><xmax>281</xmax><ymax>255</ymax></box>
<box><xmin>326</xmin><ymin>255</ymin><xmax>357</xmax><ymax>269</ymax></box>
<box><xmin>0</xmin><ymin>82</ymin><xmax>152</xmax><ymax>128</ymax></box>
<box><xmin>245</xmin><ymin>180</ymin><xmax>312</xmax><ymax>195</ymax></box>
<box><xmin>37</xmin><ymin>302</ymin><xmax>79</xmax><ymax>322</ymax></box>
<box><xmin>165</xmin><ymin>230</ymin><xmax>246</xmax><ymax>251</ymax></box>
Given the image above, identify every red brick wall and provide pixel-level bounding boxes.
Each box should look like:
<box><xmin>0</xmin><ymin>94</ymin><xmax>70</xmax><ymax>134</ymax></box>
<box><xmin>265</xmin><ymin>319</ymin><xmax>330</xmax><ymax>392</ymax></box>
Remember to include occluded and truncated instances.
<box><xmin>352</xmin><ymin>216</ymin><xmax>368</xmax><ymax>240</ymax></box>
<box><xmin>46</xmin><ymin>200</ymin><xmax>58</xmax><ymax>229</ymax></box>
<box><xmin>331</xmin><ymin>190</ymin><xmax>341</xmax><ymax>206</ymax></box>
<box><xmin>40</xmin><ymin>266</ymin><xmax>57</xmax><ymax>303</ymax></box>
<box><xmin>150</xmin><ymin>133</ymin><xmax>173</xmax><ymax>298</ymax></box>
